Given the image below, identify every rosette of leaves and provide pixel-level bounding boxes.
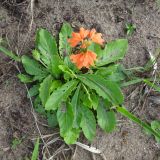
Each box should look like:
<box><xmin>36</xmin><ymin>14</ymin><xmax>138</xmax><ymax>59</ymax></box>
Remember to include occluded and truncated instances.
<box><xmin>19</xmin><ymin>23</ymin><xmax>128</xmax><ymax>144</ymax></box>
<box><xmin>1</xmin><ymin>23</ymin><xmax>160</xmax><ymax>144</ymax></box>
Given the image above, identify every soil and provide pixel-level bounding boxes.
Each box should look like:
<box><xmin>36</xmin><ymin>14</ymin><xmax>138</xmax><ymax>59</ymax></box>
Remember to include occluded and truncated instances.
<box><xmin>0</xmin><ymin>0</ymin><xmax>160</xmax><ymax>160</ymax></box>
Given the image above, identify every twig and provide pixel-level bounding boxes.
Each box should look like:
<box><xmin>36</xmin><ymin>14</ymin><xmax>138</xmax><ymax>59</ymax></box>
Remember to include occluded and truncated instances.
<box><xmin>100</xmin><ymin>153</ymin><xmax>107</xmax><ymax>160</ymax></box>
<box><xmin>91</xmin><ymin>153</ymin><xmax>96</xmax><ymax>160</ymax></box>
<box><xmin>43</xmin><ymin>137</ymin><xmax>60</xmax><ymax>148</ymax></box>
<box><xmin>48</xmin><ymin>144</ymin><xmax>66</xmax><ymax>160</ymax></box>
<box><xmin>71</xmin><ymin>145</ymin><xmax>77</xmax><ymax>160</ymax></box>
<box><xmin>62</xmin><ymin>151</ymin><xmax>67</xmax><ymax>160</ymax></box>
<box><xmin>31</xmin><ymin>133</ymin><xmax>59</xmax><ymax>140</ymax></box>
<box><xmin>29</xmin><ymin>0</ymin><xmax>34</xmax><ymax>32</ymax></box>
<box><xmin>75</xmin><ymin>142</ymin><xmax>101</xmax><ymax>154</ymax></box>
<box><xmin>19</xmin><ymin>0</ymin><xmax>34</xmax><ymax>54</ymax></box>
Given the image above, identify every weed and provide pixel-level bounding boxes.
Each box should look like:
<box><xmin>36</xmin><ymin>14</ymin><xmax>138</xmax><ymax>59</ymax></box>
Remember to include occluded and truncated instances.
<box><xmin>125</xmin><ymin>23</ymin><xmax>136</xmax><ymax>36</ymax></box>
<box><xmin>11</xmin><ymin>138</ymin><xmax>22</xmax><ymax>149</ymax></box>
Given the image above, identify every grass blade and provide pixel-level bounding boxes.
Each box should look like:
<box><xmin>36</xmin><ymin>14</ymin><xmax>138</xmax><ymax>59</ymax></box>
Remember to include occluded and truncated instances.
<box><xmin>117</xmin><ymin>106</ymin><xmax>160</xmax><ymax>139</ymax></box>
<box><xmin>143</xmin><ymin>79</ymin><xmax>160</xmax><ymax>92</ymax></box>
<box><xmin>31</xmin><ymin>138</ymin><xmax>40</xmax><ymax>160</ymax></box>
<box><xmin>0</xmin><ymin>46</ymin><xmax>21</xmax><ymax>62</ymax></box>
<box><xmin>121</xmin><ymin>78</ymin><xmax>143</xmax><ymax>87</ymax></box>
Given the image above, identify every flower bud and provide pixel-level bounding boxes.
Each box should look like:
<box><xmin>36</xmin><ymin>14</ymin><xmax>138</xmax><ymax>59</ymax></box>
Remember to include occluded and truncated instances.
<box><xmin>32</xmin><ymin>50</ymin><xmax>40</xmax><ymax>61</ymax></box>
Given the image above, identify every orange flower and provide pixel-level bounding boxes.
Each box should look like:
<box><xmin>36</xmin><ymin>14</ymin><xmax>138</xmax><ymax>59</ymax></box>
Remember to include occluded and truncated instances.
<box><xmin>70</xmin><ymin>51</ymin><xmax>97</xmax><ymax>69</ymax></box>
<box><xmin>68</xmin><ymin>27</ymin><xmax>89</xmax><ymax>47</ymax></box>
<box><xmin>88</xmin><ymin>29</ymin><xmax>104</xmax><ymax>45</ymax></box>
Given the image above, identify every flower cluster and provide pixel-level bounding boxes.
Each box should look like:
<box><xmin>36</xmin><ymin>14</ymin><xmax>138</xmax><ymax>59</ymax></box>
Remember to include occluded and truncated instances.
<box><xmin>68</xmin><ymin>27</ymin><xmax>104</xmax><ymax>69</ymax></box>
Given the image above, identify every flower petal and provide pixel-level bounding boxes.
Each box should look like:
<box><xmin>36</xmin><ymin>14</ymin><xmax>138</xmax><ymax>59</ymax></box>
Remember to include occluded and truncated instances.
<box><xmin>80</xmin><ymin>27</ymin><xmax>89</xmax><ymax>39</ymax></box>
<box><xmin>88</xmin><ymin>29</ymin><xmax>104</xmax><ymax>45</ymax></box>
<box><xmin>68</xmin><ymin>32</ymin><xmax>82</xmax><ymax>47</ymax></box>
<box><xmin>70</xmin><ymin>50</ymin><xmax>97</xmax><ymax>69</ymax></box>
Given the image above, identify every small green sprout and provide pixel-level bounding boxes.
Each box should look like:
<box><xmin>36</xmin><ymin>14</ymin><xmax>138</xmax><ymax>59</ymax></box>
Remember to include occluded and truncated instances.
<box><xmin>11</xmin><ymin>138</ymin><xmax>22</xmax><ymax>149</ymax></box>
<box><xmin>125</xmin><ymin>23</ymin><xmax>136</xmax><ymax>36</ymax></box>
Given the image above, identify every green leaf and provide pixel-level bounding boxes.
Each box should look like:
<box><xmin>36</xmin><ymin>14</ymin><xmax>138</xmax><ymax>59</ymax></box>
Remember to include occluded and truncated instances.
<box><xmin>121</xmin><ymin>78</ymin><xmax>143</xmax><ymax>87</ymax></box>
<box><xmin>97</xmin><ymin>100</ymin><xmax>116</xmax><ymax>132</ymax></box>
<box><xmin>90</xmin><ymin>92</ymin><xmax>99</xmax><ymax>110</ymax></box>
<box><xmin>64</xmin><ymin>56</ymin><xmax>78</xmax><ymax>72</ymax></box>
<box><xmin>27</xmin><ymin>84</ymin><xmax>40</xmax><ymax>98</ymax></box>
<box><xmin>63</xmin><ymin>128</ymin><xmax>80</xmax><ymax>144</ymax></box>
<box><xmin>47</xmin><ymin>112</ymin><xmax>58</xmax><ymax>128</ymax></box>
<box><xmin>21</xmin><ymin>55</ymin><xmax>48</xmax><ymax>80</ymax></box>
<box><xmin>81</xmin><ymin>85</ymin><xmax>92</xmax><ymax>108</ymax></box>
<box><xmin>80</xmin><ymin>105</ymin><xmax>96</xmax><ymax>141</ymax></box>
<box><xmin>34</xmin><ymin>97</ymin><xmax>46</xmax><ymax>115</ymax></box>
<box><xmin>59</xmin><ymin>23</ymin><xmax>73</xmax><ymax>58</ymax></box>
<box><xmin>78</xmin><ymin>74</ymin><xmax>124</xmax><ymax>105</ymax></box>
<box><xmin>17</xmin><ymin>74</ymin><xmax>33</xmax><ymax>83</ymax></box>
<box><xmin>50</xmin><ymin>80</ymin><xmax>62</xmax><ymax>93</ymax></box>
<box><xmin>151</xmin><ymin>120</ymin><xmax>160</xmax><ymax>143</ymax></box>
<box><xmin>96</xmin><ymin>64</ymin><xmax>119</xmax><ymax>76</ymax></box>
<box><xmin>88</xmin><ymin>43</ymin><xmax>103</xmax><ymax>56</ymax></box>
<box><xmin>106</xmin><ymin>72</ymin><xmax>126</xmax><ymax>83</ymax></box>
<box><xmin>57</xmin><ymin>103</ymin><xmax>74</xmax><ymax>136</ymax></box>
<box><xmin>71</xmin><ymin>84</ymin><xmax>82</xmax><ymax>128</ymax></box>
<box><xmin>59</xmin><ymin>23</ymin><xmax>73</xmax><ymax>39</ymax></box>
<box><xmin>51</xmin><ymin>55</ymin><xmax>63</xmax><ymax>78</ymax></box>
<box><xmin>39</xmin><ymin>75</ymin><xmax>53</xmax><ymax>106</ymax></box>
<box><xmin>57</xmin><ymin>102</ymin><xmax>80</xmax><ymax>144</ymax></box>
<box><xmin>151</xmin><ymin>121</ymin><xmax>160</xmax><ymax>132</ymax></box>
<box><xmin>96</xmin><ymin>64</ymin><xmax>126</xmax><ymax>83</ymax></box>
<box><xmin>59</xmin><ymin>64</ymin><xmax>77</xmax><ymax>78</ymax></box>
<box><xmin>45</xmin><ymin>80</ymin><xmax>78</xmax><ymax>110</ymax></box>
<box><xmin>31</xmin><ymin>138</ymin><xmax>39</xmax><ymax>160</ymax></box>
<box><xmin>0</xmin><ymin>46</ymin><xmax>21</xmax><ymax>61</ymax></box>
<box><xmin>36</xmin><ymin>28</ymin><xmax>58</xmax><ymax>58</ymax></box>
<box><xmin>36</xmin><ymin>29</ymin><xmax>63</xmax><ymax>77</ymax></box>
<box><xmin>96</xmin><ymin>39</ymin><xmax>128</xmax><ymax>66</ymax></box>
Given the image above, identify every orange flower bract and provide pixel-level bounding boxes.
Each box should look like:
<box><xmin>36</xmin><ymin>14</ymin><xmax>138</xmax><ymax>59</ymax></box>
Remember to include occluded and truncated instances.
<box><xmin>70</xmin><ymin>51</ymin><xmax>97</xmax><ymax>69</ymax></box>
<box><xmin>88</xmin><ymin>29</ymin><xmax>104</xmax><ymax>45</ymax></box>
<box><xmin>68</xmin><ymin>27</ymin><xmax>104</xmax><ymax>48</ymax></box>
<box><xmin>68</xmin><ymin>27</ymin><xmax>89</xmax><ymax>47</ymax></box>
<box><xmin>68</xmin><ymin>27</ymin><xmax>104</xmax><ymax>69</ymax></box>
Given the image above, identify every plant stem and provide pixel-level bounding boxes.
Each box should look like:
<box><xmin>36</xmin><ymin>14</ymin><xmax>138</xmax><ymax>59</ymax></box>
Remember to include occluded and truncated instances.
<box><xmin>117</xmin><ymin>106</ymin><xmax>160</xmax><ymax>139</ymax></box>
<box><xmin>39</xmin><ymin>59</ymin><xmax>48</xmax><ymax>68</ymax></box>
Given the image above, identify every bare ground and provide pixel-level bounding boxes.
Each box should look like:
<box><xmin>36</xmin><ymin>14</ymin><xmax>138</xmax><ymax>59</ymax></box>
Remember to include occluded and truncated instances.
<box><xmin>0</xmin><ymin>0</ymin><xmax>160</xmax><ymax>159</ymax></box>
